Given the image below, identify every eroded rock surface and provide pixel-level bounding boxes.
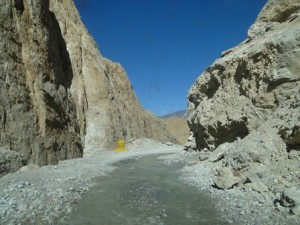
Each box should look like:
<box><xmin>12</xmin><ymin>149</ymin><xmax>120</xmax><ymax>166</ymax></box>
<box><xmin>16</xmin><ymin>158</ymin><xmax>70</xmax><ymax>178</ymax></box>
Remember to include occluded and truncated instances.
<box><xmin>0</xmin><ymin>0</ymin><xmax>174</xmax><ymax>171</ymax></box>
<box><xmin>50</xmin><ymin>0</ymin><xmax>176</xmax><ymax>154</ymax></box>
<box><xmin>0</xmin><ymin>0</ymin><xmax>83</xmax><ymax>167</ymax></box>
<box><xmin>0</xmin><ymin>148</ymin><xmax>26</xmax><ymax>176</ymax></box>
<box><xmin>186</xmin><ymin>0</ymin><xmax>300</xmax><ymax>218</ymax></box>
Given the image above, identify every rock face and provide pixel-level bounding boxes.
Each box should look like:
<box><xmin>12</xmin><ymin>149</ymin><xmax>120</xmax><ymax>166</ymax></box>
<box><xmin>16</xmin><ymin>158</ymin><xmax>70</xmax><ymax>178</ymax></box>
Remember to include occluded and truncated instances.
<box><xmin>187</xmin><ymin>0</ymin><xmax>300</xmax><ymax>216</ymax></box>
<box><xmin>0</xmin><ymin>0</ymin><xmax>174</xmax><ymax>170</ymax></box>
<box><xmin>49</xmin><ymin>1</ymin><xmax>175</xmax><ymax>154</ymax></box>
<box><xmin>0</xmin><ymin>148</ymin><xmax>26</xmax><ymax>176</ymax></box>
<box><xmin>0</xmin><ymin>0</ymin><xmax>83</xmax><ymax>167</ymax></box>
<box><xmin>187</xmin><ymin>0</ymin><xmax>300</xmax><ymax>152</ymax></box>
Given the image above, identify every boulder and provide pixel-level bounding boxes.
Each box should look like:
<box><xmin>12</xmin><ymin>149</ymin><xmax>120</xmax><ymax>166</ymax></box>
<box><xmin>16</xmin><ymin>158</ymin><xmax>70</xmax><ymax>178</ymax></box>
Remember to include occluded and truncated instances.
<box><xmin>213</xmin><ymin>167</ymin><xmax>242</xmax><ymax>189</ymax></box>
<box><xmin>244</xmin><ymin>182</ymin><xmax>269</xmax><ymax>194</ymax></box>
<box><xmin>281</xmin><ymin>187</ymin><xmax>300</xmax><ymax>208</ymax></box>
<box><xmin>0</xmin><ymin>148</ymin><xmax>26</xmax><ymax>176</ymax></box>
<box><xmin>209</xmin><ymin>142</ymin><xmax>230</xmax><ymax>163</ymax></box>
<box><xmin>184</xmin><ymin>133</ymin><xmax>197</xmax><ymax>152</ymax></box>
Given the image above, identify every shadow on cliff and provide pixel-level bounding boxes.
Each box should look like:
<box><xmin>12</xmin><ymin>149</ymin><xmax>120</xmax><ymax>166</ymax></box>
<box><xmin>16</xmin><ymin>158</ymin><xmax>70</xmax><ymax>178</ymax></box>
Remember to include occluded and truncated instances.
<box><xmin>48</xmin><ymin>11</ymin><xmax>73</xmax><ymax>89</ymax></box>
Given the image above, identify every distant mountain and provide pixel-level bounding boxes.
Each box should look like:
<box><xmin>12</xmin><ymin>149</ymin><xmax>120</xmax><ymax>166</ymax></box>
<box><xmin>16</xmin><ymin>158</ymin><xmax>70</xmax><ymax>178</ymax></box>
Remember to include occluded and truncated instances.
<box><xmin>159</xmin><ymin>110</ymin><xmax>187</xmax><ymax>119</ymax></box>
<box><xmin>159</xmin><ymin>110</ymin><xmax>189</xmax><ymax>145</ymax></box>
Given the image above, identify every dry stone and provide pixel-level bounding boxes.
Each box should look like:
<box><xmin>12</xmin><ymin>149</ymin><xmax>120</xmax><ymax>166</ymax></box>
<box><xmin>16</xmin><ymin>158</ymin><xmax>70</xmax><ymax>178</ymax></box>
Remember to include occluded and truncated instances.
<box><xmin>281</xmin><ymin>187</ymin><xmax>300</xmax><ymax>217</ymax></box>
<box><xmin>213</xmin><ymin>167</ymin><xmax>242</xmax><ymax>189</ymax></box>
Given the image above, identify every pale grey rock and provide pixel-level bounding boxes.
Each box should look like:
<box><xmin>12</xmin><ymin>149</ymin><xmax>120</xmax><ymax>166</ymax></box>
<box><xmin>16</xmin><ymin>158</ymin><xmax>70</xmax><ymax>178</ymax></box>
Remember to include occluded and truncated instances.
<box><xmin>19</xmin><ymin>163</ymin><xmax>40</xmax><ymax>172</ymax></box>
<box><xmin>164</xmin><ymin>142</ymin><xmax>174</xmax><ymax>146</ymax></box>
<box><xmin>292</xmin><ymin>205</ymin><xmax>300</xmax><ymax>217</ymax></box>
<box><xmin>0</xmin><ymin>148</ymin><xmax>26</xmax><ymax>176</ymax></box>
<box><xmin>187</xmin><ymin>0</ymin><xmax>300</xmax><ymax>152</ymax></box>
<box><xmin>248</xmin><ymin>21</ymin><xmax>278</xmax><ymax>38</ymax></box>
<box><xmin>281</xmin><ymin>187</ymin><xmax>300</xmax><ymax>208</ymax></box>
<box><xmin>256</xmin><ymin>0</ymin><xmax>300</xmax><ymax>23</ymax></box>
<box><xmin>288</xmin><ymin>150</ymin><xmax>300</xmax><ymax>161</ymax></box>
<box><xmin>186</xmin><ymin>0</ymin><xmax>300</xmax><ymax>218</ymax></box>
<box><xmin>208</xmin><ymin>142</ymin><xmax>230</xmax><ymax>162</ymax></box>
<box><xmin>187</xmin><ymin>0</ymin><xmax>300</xmax><ymax>176</ymax></box>
<box><xmin>183</xmin><ymin>133</ymin><xmax>197</xmax><ymax>151</ymax></box>
<box><xmin>198</xmin><ymin>153</ymin><xmax>209</xmax><ymax>161</ymax></box>
<box><xmin>183</xmin><ymin>141</ymin><xmax>196</xmax><ymax>152</ymax></box>
<box><xmin>245</xmin><ymin>166</ymin><xmax>267</xmax><ymax>183</ymax></box>
<box><xmin>244</xmin><ymin>182</ymin><xmax>269</xmax><ymax>194</ymax></box>
<box><xmin>213</xmin><ymin>167</ymin><xmax>242</xmax><ymax>189</ymax></box>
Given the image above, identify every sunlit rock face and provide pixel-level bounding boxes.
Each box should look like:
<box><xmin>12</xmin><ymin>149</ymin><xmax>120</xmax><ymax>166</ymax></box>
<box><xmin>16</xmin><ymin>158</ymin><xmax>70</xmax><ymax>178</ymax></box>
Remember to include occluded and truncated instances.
<box><xmin>183</xmin><ymin>7</ymin><xmax>300</xmax><ymax>223</ymax></box>
<box><xmin>0</xmin><ymin>0</ymin><xmax>175</xmax><ymax>172</ymax></box>
<box><xmin>0</xmin><ymin>0</ymin><xmax>83</xmax><ymax>168</ymax></box>
<box><xmin>187</xmin><ymin>0</ymin><xmax>300</xmax><ymax>153</ymax></box>
<box><xmin>186</xmin><ymin>1</ymin><xmax>300</xmax><ymax>209</ymax></box>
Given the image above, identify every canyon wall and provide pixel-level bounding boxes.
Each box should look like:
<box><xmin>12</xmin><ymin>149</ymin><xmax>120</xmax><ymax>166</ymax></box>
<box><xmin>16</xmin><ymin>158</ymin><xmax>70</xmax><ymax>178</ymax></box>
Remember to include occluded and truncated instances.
<box><xmin>187</xmin><ymin>0</ymin><xmax>300</xmax><ymax>152</ymax></box>
<box><xmin>0</xmin><ymin>0</ymin><xmax>174</xmax><ymax>173</ymax></box>
<box><xmin>186</xmin><ymin>0</ymin><xmax>300</xmax><ymax>214</ymax></box>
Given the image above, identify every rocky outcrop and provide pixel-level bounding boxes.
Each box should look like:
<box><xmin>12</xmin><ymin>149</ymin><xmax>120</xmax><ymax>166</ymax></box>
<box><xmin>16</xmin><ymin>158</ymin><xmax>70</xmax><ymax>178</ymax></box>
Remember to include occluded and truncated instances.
<box><xmin>49</xmin><ymin>0</ymin><xmax>175</xmax><ymax>154</ymax></box>
<box><xmin>0</xmin><ymin>148</ymin><xmax>26</xmax><ymax>176</ymax></box>
<box><xmin>187</xmin><ymin>0</ymin><xmax>300</xmax><ymax>217</ymax></box>
<box><xmin>0</xmin><ymin>0</ymin><xmax>174</xmax><ymax>170</ymax></box>
<box><xmin>187</xmin><ymin>0</ymin><xmax>300</xmax><ymax>151</ymax></box>
<box><xmin>1</xmin><ymin>0</ymin><xmax>83</xmax><ymax>167</ymax></box>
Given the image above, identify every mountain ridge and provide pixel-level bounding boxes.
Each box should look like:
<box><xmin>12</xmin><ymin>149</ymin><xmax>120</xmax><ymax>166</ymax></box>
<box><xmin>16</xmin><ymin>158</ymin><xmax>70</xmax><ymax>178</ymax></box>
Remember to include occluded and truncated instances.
<box><xmin>159</xmin><ymin>110</ymin><xmax>187</xmax><ymax>119</ymax></box>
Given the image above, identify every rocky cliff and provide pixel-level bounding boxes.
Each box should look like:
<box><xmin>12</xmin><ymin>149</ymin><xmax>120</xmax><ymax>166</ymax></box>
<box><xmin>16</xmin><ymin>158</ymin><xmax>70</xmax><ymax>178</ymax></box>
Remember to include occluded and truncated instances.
<box><xmin>49</xmin><ymin>0</ymin><xmax>175</xmax><ymax>154</ymax></box>
<box><xmin>186</xmin><ymin>0</ymin><xmax>300</xmax><ymax>216</ymax></box>
<box><xmin>0</xmin><ymin>0</ymin><xmax>174</xmax><ymax>173</ymax></box>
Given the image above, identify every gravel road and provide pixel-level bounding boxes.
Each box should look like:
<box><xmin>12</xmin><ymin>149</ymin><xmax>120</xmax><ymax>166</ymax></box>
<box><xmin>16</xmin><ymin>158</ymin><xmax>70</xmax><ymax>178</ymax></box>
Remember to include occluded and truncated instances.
<box><xmin>0</xmin><ymin>139</ymin><xmax>299</xmax><ymax>225</ymax></box>
<box><xmin>0</xmin><ymin>139</ymin><xmax>181</xmax><ymax>225</ymax></box>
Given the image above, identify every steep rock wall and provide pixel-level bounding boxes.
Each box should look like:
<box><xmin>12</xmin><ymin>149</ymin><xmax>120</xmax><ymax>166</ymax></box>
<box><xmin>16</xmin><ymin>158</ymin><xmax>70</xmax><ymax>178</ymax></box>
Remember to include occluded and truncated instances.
<box><xmin>0</xmin><ymin>0</ymin><xmax>174</xmax><ymax>172</ymax></box>
<box><xmin>186</xmin><ymin>0</ymin><xmax>300</xmax><ymax>214</ymax></box>
<box><xmin>49</xmin><ymin>0</ymin><xmax>175</xmax><ymax>153</ymax></box>
<box><xmin>187</xmin><ymin>0</ymin><xmax>300</xmax><ymax>151</ymax></box>
<box><xmin>0</xmin><ymin>0</ymin><xmax>83</xmax><ymax>167</ymax></box>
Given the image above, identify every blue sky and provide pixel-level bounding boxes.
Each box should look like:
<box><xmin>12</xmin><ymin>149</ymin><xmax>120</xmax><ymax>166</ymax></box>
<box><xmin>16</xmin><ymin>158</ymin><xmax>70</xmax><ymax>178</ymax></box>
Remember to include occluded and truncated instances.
<box><xmin>74</xmin><ymin>0</ymin><xmax>267</xmax><ymax>116</ymax></box>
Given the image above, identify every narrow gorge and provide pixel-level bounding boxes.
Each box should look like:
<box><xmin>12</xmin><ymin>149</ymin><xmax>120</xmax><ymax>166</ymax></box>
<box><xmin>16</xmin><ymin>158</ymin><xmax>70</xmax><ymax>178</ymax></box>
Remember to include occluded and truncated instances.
<box><xmin>0</xmin><ymin>0</ymin><xmax>300</xmax><ymax>224</ymax></box>
<box><xmin>0</xmin><ymin>0</ymin><xmax>174</xmax><ymax>175</ymax></box>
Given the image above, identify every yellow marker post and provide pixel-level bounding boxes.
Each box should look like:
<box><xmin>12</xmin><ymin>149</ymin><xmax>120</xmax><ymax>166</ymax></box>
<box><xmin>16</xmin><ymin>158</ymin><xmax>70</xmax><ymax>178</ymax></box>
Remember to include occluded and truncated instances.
<box><xmin>114</xmin><ymin>139</ymin><xmax>127</xmax><ymax>152</ymax></box>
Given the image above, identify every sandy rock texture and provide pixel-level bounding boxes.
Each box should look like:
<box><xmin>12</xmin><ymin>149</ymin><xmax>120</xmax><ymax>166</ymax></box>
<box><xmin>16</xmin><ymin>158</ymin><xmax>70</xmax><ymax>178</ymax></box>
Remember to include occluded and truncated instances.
<box><xmin>0</xmin><ymin>148</ymin><xmax>26</xmax><ymax>175</ymax></box>
<box><xmin>186</xmin><ymin>0</ymin><xmax>300</xmax><ymax>219</ymax></box>
<box><xmin>49</xmin><ymin>0</ymin><xmax>175</xmax><ymax>153</ymax></box>
<box><xmin>0</xmin><ymin>0</ymin><xmax>83</xmax><ymax>170</ymax></box>
<box><xmin>0</xmin><ymin>0</ymin><xmax>174</xmax><ymax>173</ymax></box>
<box><xmin>162</xmin><ymin>117</ymin><xmax>190</xmax><ymax>145</ymax></box>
